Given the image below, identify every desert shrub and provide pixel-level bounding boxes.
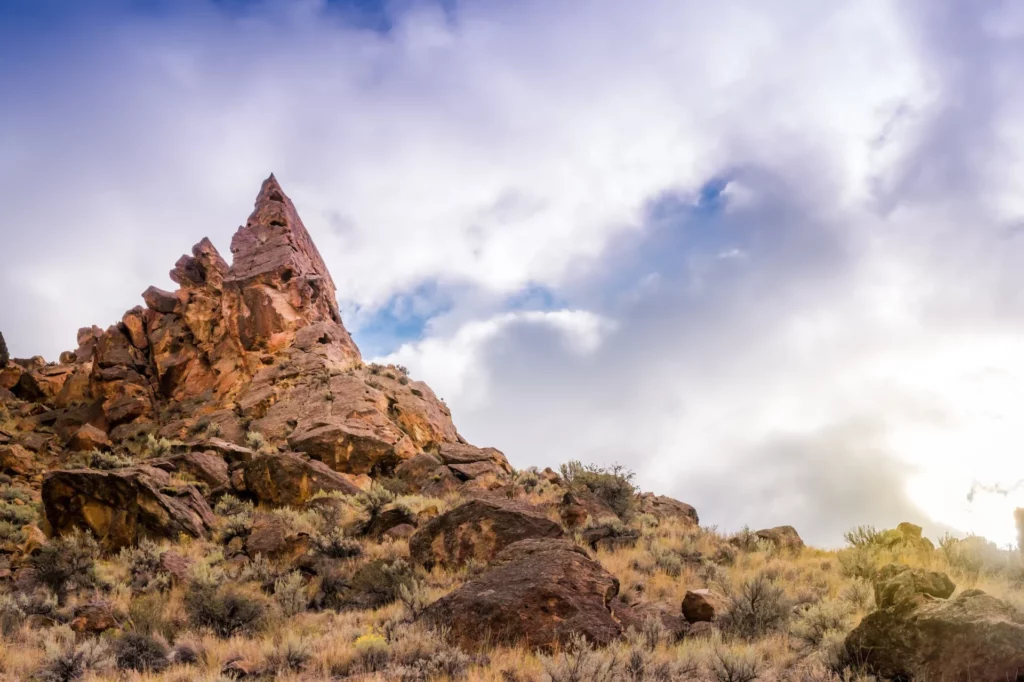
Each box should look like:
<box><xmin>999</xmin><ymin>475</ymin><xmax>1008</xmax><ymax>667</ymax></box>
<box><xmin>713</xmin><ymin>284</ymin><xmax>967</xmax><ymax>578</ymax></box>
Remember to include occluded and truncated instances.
<box><xmin>0</xmin><ymin>593</ymin><xmax>25</xmax><ymax>637</ymax></box>
<box><xmin>0</xmin><ymin>485</ymin><xmax>37</xmax><ymax>538</ymax></box>
<box><xmin>940</xmin><ymin>533</ymin><xmax>1014</xmax><ymax>578</ymax></box>
<box><xmin>710</xmin><ymin>645</ymin><xmax>762</xmax><ymax>682</ymax></box>
<box><xmin>730</xmin><ymin>526</ymin><xmax>761</xmax><ymax>552</ymax></box>
<box><xmin>540</xmin><ymin>632</ymin><xmax>621</xmax><ymax>682</ymax></box>
<box><xmin>560</xmin><ymin>460</ymin><xmax>638</xmax><ymax>519</ymax></box>
<box><xmin>720</xmin><ymin>572</ymin><xmax>791</xmax><ymax>640</ymax></box>
<box><xmin>168</xmin><ymin>641</ymin><xmax>203</xmax><ymax>666</ymax></box>
<box><xmin>839</xmin><ymin>579</ymin><xmax>873</xmax><ymax>610</ymax></box>
<box><xmin>184</xmin><ymin>583</ymin><xmax>269</xmax><ymax>637</ymax></box>
<box><xmin>35</xmin><ymin>638</ymin><xmax>114</xmax><ymax>682</ymax></box>
<box><xmin>350</xmin><ymin>558</ymin><xmax>415</xmax><ymax>608</ymax></box>
<box><xmin>650</xmin><ymin>548</ymin><xmax>684</xmax><ymax>578</ymax></box>
<box><xmin>837</xmin><ymin>546</ymin><xmax>881</xmax><ymax>581</ymax></box>
<box><xmin>29</xmin><ymin>532</ymin><xmax>98</xmax><ymax>605</ymax></box>
<box><xmin>356</xmin><ymin>483</ymin><xmax>396</xmax><ymax>533</ymax></box>
<box><xmin>112</xmin><ymin>632</ymin><xmax>169</xmax><ymax>672</ymax></box>
<box><xmin>377</xmin><ymin>476</ymin><xmax>412</xmax><ymax>496</ymax></box>
<box><xmin>791</xmin><ymin>600</ymin><xmax>853</xmax><ymax>647</ymax></box>
<box><xmin>214</xmin><ymin>494</ymin><xmax>254</xmax><ymax>518</ymax></box>
<box><xmin>244</xmin><ymin>430</ymin><xmax>268</xmax><ymax>452</ymax></box>
<box><xmin>398</xmin><ymin>579</ymin><xmax>431</xmax><ymax>620</ymax></box>
<box><xmin>128</xmin><ymin>592</ymin><xmax>177</xmax><ymax>640</ymax></box>
<box><xmin>311</xmin><ymin>526</ymin><xmax>363</xmax><ymax>559</ymax></box>
<box><xmin>267</xmin><ymin>635</ymin><xmax>313</xmax><ymax>673</ymax></box>
<box><xmin>355</xmin><ymin>632</ymin><xmax>391</xmax><ymax>672</ymax></box>
<box><xmin>143</xmin><ymin>434</ymin><xmax>182</xmax><ymax>458</ymax></box>
<box><xmin>274</xmin><ymin>571</ymin><xmax>308</xmax><ymax>616</ymax></box>
<box><xmin>66</xmin><ymin>449</ymin><xmax>134</xmax><ymax>470</ymax></box>
<box><xmin>843</xmin><ymin>525</ymin><xmax>883</xmax><ymax>548</ymax></box>
<box><xmin>119</xmin><ymin>538</ymin><xmax>170</xmax><ymax>590</ymax></box>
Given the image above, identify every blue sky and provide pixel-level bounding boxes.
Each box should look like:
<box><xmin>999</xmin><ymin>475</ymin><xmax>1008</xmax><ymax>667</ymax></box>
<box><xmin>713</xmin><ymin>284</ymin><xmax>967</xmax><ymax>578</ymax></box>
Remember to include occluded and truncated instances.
<box><xmin>4</xmin><ymin>0</ymin><xmax>1024</xmax><ymax>546</ymax></box>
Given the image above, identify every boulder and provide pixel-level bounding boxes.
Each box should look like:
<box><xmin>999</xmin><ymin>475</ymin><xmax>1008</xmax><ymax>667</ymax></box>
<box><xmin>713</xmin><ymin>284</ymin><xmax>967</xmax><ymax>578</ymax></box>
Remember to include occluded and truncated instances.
<box><xmin>612</xmin><ymin>599</ymin><xmax>689</xmax><ymax>642</ymax></box>
<box><xmin>754</xmin><ymin>525</ymin><xmax>804</xmax><ymax>551</ymax></box>
<box><xmin>846</xmin><ymin>589</ymin><xmax>1024</xmax><ymax>681</ymax></box>
<box><xmin>560</xmin><ymin>489</ymin><xmax>618</xmax><ymax>529</ymax></box>
<box><xmin>393</xmin><ymin>451</ymin><xmax>461</xmax><ymax>495</ymax></box>
<box><xmin>409</xmin><ymin>498</ymin><xmax>563</xmax><ymax>570</ymax></box>
<box><xmin>421</xmin><ymin>538</ymin><xmax>622</xmax><ymax>650</ymax></box>
<box><xmin>42</xmin><ymin>466</ymin><xmax>216</xmax><ymax>551</ymax></box>
<box><xmin>638</xmin><ymin>493</ymin><xmax>699</xmax><ymax>525</ymax></box>
<box><xmin>142</xmin><ymin>286</ymin><xmax>180</xmax><ymax>314</ymax></box>
<box><xmin>580</xmin><ymin>524</ymin><xmax>640</xmax><ymax>552</ymax></box>
<box><xmin>243</xmin><ymin>452</ymin><xmax>361</xmax><ymax>507</ymax></box>
<box><xmin>67</xmin><ymin>424</ymin><xmax>110</xmax><ymax>452</ymax></box>
<box><xmin>159</xmin><ymin>551</ymin><xmax>192</xmax><ymax>581</ymax></box>
<box><xmin>150</xmin><ymin>450</ymin><xmax>230</xmax><ymax>490</ymax></box>
<box><xmin>0</xmin><ymin>444</ymin><xmax>36</xmax><ymax>476</ymax></box>
<box><xmin>682</xmin><ymin>589</ymin><xmax>728</xmax><ymax>623</ymax></box>
<box><xmin>0</xmin><ymin>331</ymin><xmax>7</xmax><ymax>367</ymax></box>
<box><xmin>70</xmin><ymin>600</ymin><xmax>121</xmax><ymax>634</ymax></box>
<box><xmin>873</xmin><ymin>564</ymin><xmax>955</xmax><ymax>609</ymax></box>
<box><xmin>245</xmin><ymin>514</ymin><xmax>310</xmax><ymax>561</ymax></box>
<box><xmin>384</xmin><ymin>524</ymin><xmax>416</xmax><ymax>540</ymax></box>
<box><xmin>365</xmin><ymin>506</ymin><xmax>417</xmax><ymax>538</ymax></box>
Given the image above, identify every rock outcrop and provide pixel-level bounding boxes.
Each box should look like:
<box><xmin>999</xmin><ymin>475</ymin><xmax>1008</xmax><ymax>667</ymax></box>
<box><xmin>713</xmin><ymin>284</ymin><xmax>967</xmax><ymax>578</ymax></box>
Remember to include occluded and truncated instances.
<box><xmin>242</xmin><ymin>452</ymin><xmax>362</xmax><ymax>507</ymax></box>
<box><xmin>42</xmin><ymin>466</ymin><xmax>216</xmax><ymax>551</ymax></box>
<box><xmin>638</xmin><ymin>493</ymin><xmax>699</xmax><ymax>525</ymax></box>
<box><xmin>846</xmin><ymin>587</ymin><xmax>1024</xmax><ymax>681</ymax></box>
<box><xmin>754</xmin><ymin>525</ymin><xmax>804</xmax><ymax>551</ymax></box>
<box><xmin>409</xmin><ymin>498</ymin><xmax>563</xmax><ymax>570</ymax></box>
<box><xmin>421</xmin><ymin>538</ymin><xmax>622</xmax><ymax>650</ymax></box>
<box><xmin>0</xmin><ymin>332</ymin><xmax>8</xmax><ymax>367</ymax></box>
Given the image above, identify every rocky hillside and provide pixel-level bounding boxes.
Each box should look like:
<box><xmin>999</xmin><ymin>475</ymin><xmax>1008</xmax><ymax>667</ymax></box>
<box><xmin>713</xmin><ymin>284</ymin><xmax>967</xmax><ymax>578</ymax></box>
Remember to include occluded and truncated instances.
<box><xmin>1</xmin><ymin>178</ymin><xmax>1023</xmax><ymax>681</ymax></box>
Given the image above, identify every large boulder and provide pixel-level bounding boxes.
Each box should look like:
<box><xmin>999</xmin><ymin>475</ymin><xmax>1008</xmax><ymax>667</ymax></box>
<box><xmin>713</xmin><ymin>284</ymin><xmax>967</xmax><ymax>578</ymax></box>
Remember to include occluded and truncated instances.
<box><xmin>409</xmin><ymin>499</ymin><xmax>563</xmax><ymax>570</ymax></box>
<box><xmin>682</xmin><ymin>589</ymin><xmax>728</xmax><ymax>623</ymax></box>
<box><xmin>243</xmin><ymin>452</ymin><xmax>361</xmax><ymax>506</ymax></box>
<box><xmin>560</xmin><ymin>489</ymin><xmax>618</xmax><ymax>529</ymax></box>
<box><xmin>872</xmin><ymin>564</ymin><xmax>956</xmax><ymax>609</ymax></box>
<box><xmin>393</xmin><ymin>452</ymin><xmax>461</xmax><ymax>496</ymax></box>
<box><xmin>42</xmin><ymin>466</ymin><xmax>216</xmax><ymax>551</ymax></box>
<box><xmin>421</xmin><ymin>538</ymin><xmax>622</xmax><ymax>650</ymax></box>
<box><xmin>754</xmin><ymin>525</ymin><xmax>804</xmax><ymax>551</ymax></box>
<box><xmin>638</xmin><ymin>493</ymin><xmax>699</xmax><ymax>525</ymax></box>
<box><xmin>846</xmin><ymin>589</ymin><xmax>1024</xmax><ymax>681</ymax></box>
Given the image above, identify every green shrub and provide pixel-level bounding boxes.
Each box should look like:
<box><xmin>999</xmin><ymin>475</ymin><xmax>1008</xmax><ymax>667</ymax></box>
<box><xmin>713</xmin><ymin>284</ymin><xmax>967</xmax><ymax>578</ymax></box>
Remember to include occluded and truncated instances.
<box><xmin>35</xmin><ymin>638</ymin><xmax>114</xmax><ymax>682</ymax></box>
<box><xmin>720</xmin><ymin>573</ymin><xmax>791</xmax><ymax>640</ymax></box>
<box><xmin>540</xmin><ymin>632</ymin><xmax>621</xmax><ymax>682</ymax></box>
<box><xmin>184</xmin><ymin>584</ymin><xmax>268</xmax><ymax>637</ymax></box>
<box><xmin>790</xmin><ymin>600</ymin><xmax>853</xmax><ymax>647</ymax></box>
<box><xmin>66</xmin><ymin>449</ymin><xmax>135</xmax><ymax>470</ymax></box>
<box><xmin>311</xmin><ymin>527</ymin><xmax>363</xmax><ymax>559</ymax></box>
<box><xmin>29</xmin><ymin>532</ymin><xmax>98</xmax><ymax>605</ymax></box>
<box><xmin>709</xmin><ymin>645</ymin><xmax>761</xmax><ymax>682</ymax></box>
<box><xmin>112</xmin><ymin>632</ymin><xmax>169</xmax><ymax>672</ymax></box>
<box><xmin>559</xmin><ymin>460</ymin><xmax>638</xmax><ymax>519</ymax></box>
<box><xmin>274</xmin><ymin>571</ymin><xmax>309</xmax><ymax>616</ymax></box>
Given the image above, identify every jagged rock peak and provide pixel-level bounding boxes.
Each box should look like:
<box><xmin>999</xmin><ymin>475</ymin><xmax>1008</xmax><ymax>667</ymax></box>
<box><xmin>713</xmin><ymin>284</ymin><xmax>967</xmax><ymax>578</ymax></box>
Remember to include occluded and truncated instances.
<box><xmin>228</xmin><ymin>174</ymin><xmax>342</xmax><ymax>326</ymax></box>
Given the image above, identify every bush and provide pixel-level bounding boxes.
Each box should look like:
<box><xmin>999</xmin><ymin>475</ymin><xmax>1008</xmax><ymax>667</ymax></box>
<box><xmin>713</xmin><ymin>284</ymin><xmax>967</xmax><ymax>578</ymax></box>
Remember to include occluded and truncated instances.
<box><xmin>128</xmin><ymin>592</ymin><xmax>177</xmax><ymax>640</ymax></box>
<box><xmin>274</xmin><ymin>571</ymin><xmax>309</xmax><ymax>616</ymax></box>
<box><xmin>710</xmin><ymin>645</ymin><xmax>761</xmax><ymax>682</ymax></box>
<box><xmin>184</xmin><ymin>584</ymin><xmax>268</xmax><ymax>637</ymax></box>
<box><xmin>720</xmin><ymin>573</ymin><xmax>791</xmax><ymax>640</ymax></box>
<box><xmin>540</xmin><ymin>632</ymin><xmax>621</xmax><ymax>682</ymax></box>
<box><xmin>66</xmin><ymin>449</ymin><xmax>135</xmax><ymax>470</ymax></box>
<box><xmin>559</xmin><ymin>460</ymin><xmax>638</xmax><ymax>519</ymax></box>
<box><xmin>839</xmin><ymin>580</ymin><xmax>873</xmax><ymax>610</ymax></box>
<box><xmin>267</xmin><ymin>635</ymin><xmax>312</xmax><ymax>673</ymax></box>
<box><xmin>35</xmin><ymin>639</ymin><xmax>114</xmax><ymax>682</ymax></box>
<box><xmin>112</xmin><ymin>632</ymin><xmax>169</xmax><ymax>672</ymax></box>
<box><xmin>0</xmin><ymin>593</ymin><xmax>25</xmax><ymax>637</ymax></box>
<box><xmin>355</xmin><ymin>632</ymin><xmax>391</xmax><ymax>673</ymax></box>
<box><xmin>356</xmin><ymin>483</ymin><xmax>397</xmax><ymax>533</ymax></box>
<box><xmin>843</xmin><ymin>525</ymin><xmax>883</xmax><ymax>548</ymax></box>
<box><xmin>791</xmin><ymin>600</ymin><xmax>853</xmax><ymax>647</ymax></box>
<box><xmin>311</xmin><ymin>526</ymin><xmax>363</xmax><ymax>559</ymax></box>
<box><xmin>29</xmin><ymin>532</ymin><xmax>98</xmax><ymax>605</ymax></box>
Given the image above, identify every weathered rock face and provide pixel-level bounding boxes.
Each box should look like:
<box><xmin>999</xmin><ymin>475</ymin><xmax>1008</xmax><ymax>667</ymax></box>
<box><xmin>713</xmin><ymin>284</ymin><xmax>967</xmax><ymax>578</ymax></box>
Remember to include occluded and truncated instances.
<box><xmin>638</xmin><ymin>493</ymin><xmax>699</xmax><ymax>525</ymax></box>
<box><xmin>243</xmin><ymin>452</ymin><xmax>361</xmax><ymax>507</ymax></box>
<box><xmin>872</xmin><ymin>564</ymin><xmax>956</xmax><ymax>609</ymax></box>
<box><xmin>409</xmin><ymin>499</ymin><xmax>563</xmax><ymax>570</ymax></box>
<box><xmin>846</xmin><ymin>588</ymin><xmax>1024</xmax><ymax>681</ymax></box>
<box><xmin>755</xmin><ymin>525</ymin><xmax>804</xmax><ymax>551</ymax></box>
<box><xmin>682</xmin><ymin>589</ymin><xmax>728</xmax><ymax>623</ymax></box>
<box><xmin>421</xmin><ymin>538</ymin><xmax>622</xmax><ymax>650</ymax></box>
<box><xmin>560</xmin><ymin>489</ymin><xmax>617</xmax><ymax>529</ymax></box>
<box><xmin>42</xmin><ymin>466</ymin><xmax>216</xmax><ymax>551</ymax></box>
<box><xmin>0</xmin><ymin>331</ymin><xmax>8</xmax><ymax>367</ymax></box>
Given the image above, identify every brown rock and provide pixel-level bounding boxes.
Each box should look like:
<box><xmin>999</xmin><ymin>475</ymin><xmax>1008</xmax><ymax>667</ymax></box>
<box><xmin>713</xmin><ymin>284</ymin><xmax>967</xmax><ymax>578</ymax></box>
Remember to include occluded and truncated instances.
<box><xmin>142</xmin><ymin>286</ymin><xmax>180</xmax><ymax>314</ymax></box>
<box><xmin>0</xmin><ymin>332</ymin><xmax>7</xmax><ymax>367</ymax></box>
<box><xmin>243</xmin><ymin>452</ymin><xmax>361</xmax><ymax>507</ymax></box>
<box><xmin>384</xmin><ymin>523</ymin><xmax>416</xmax><ymax>540</ymax></box>
<box><xmin>150</xmin><ymin>450</ymin><xmax>230</xmax><ymax>490</ymax></box>
<box><xmin>409</xmin><ymin>498</ymin><xmax>563</xmax><ymax>570</ymax></box>
<box><xmin>682</xmin><ymin>589</ymin><xmax>728</xmax><ymax>623</ymax></box>
<box><xmin>70</xmin><ymin>600</ymin><xmax>121</xmax><ymax>633</ymax></box>
<box><xmin>0</xmin><ymin>444</ymin><xmax>35</xmax><ymax>475</ymax></box>
<box><xmin>421</xmin><ymin>538</ymin><xmax>622</xmax><ymax>650</ymax></box>
<box><xmin>67</xmin><ymin>424</ymin><xmax>110</xmax><ymax>452</ymax></box>
<box><xmin>20</xmin><ymin>524</ymin><xmax>47</xmax><ymax>555</ymax></box>
<box><xmin>365</xmin><ymin>506</ymin><xmax>417</xmax><ymax>537</ymax></box>
<box><xmin>437</xmin><ymin>442</ymin><xmax>513</xmax><ymax>472</ymax></box>
<box><xmin>873</xmin><ymin>564</ymin><xmax>955</xmax><ymax>609</ymax></box>
<box><xmin>159</xmin><ymin>551</ymin><xmax>192</xmax><ymax>581</ymax></box>
<box><xmin>287</xmin><ymin>416</ymin><xmax>414</xmax><ymax>476</ymax></box>
<box><xmin>42</xmin><ymin>466</ymin><xmax>216</xmax><ymax>551</ymax></box>
<box><xmin>755</xmin><ymin>525</ymin><xmax>804</xmax><ymax>551</ymax></box>
<box><xmin>638</xmin><ymin>493</ymin><xmax>699</xmax><ymax>525</ymax></box>
<box><xmin>846</xmin><ymin>589</ymin><xmax>1024</xmax><ymax>681</ymax></box>
<box><xmin>560</xmin><ymin>489</ymin><xmax>617</xmax><ymax>529</ymax></box>
<box><xmin>394</xmin><ymin>452</ymin><xmax>460</xmax><ymax>496</ymax></box>
<box><xmin>245</xmin><ymin>513</ymin><xmax>310</xmax><ymax>561</ymax></box>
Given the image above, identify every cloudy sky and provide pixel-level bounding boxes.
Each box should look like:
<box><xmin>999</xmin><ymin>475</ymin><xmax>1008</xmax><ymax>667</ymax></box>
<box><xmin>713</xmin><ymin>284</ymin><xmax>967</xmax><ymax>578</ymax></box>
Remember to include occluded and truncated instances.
<box><xmin>4</xmin><ymin>0</ymin><xmax>1024</xmax><ymax>546</ymax></box>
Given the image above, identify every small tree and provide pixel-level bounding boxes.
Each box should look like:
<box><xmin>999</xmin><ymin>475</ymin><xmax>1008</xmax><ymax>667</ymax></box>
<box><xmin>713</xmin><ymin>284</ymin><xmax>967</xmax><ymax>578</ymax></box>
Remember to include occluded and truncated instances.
<box><xmin>29</xmin><ymin>532</ymin><xmax>98</xmax><ymax>605</ymax></box>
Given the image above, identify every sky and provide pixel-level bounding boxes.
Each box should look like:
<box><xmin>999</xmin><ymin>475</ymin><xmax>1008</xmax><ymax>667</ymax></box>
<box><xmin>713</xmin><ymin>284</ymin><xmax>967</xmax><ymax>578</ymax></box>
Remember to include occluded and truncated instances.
<box><xmin>3</xmin><ymin>0</ymin><xmax>1024</xmax><ymax>547</ymax></box>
